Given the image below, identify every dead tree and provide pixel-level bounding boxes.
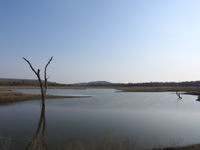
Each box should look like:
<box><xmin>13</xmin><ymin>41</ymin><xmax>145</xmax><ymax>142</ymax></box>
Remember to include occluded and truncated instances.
<box><xmin>23</xmin><ymin>57</ymin><xmax>53</xmax><ymax>107</ymax></box>
<box><xmin>176</xmin><ymin>90</ymin><xmax>182</xmax><ymax>99</ymax></box>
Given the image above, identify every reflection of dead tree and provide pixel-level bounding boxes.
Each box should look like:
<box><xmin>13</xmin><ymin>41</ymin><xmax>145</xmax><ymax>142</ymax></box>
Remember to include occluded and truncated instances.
<box><xmin>23</xmin><ymin>57</ymin><xmax>53</xmax><ymax>107</ymax></box>
<box><xmin>176</xmin><ymin>91</ymin><xmax>182</xmax><ymax>100</ymax></box>
<box><xmin>26</xmin><ymin>105</ymin><xmax>48</xmax><ymax>150</ymax></box>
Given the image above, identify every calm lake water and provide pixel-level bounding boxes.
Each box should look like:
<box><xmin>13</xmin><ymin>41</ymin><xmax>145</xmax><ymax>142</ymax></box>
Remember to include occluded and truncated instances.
<box><xmin>1</xmin><ymin>89</ymin><xmax>200</xmax><ymax>149</ymax></box>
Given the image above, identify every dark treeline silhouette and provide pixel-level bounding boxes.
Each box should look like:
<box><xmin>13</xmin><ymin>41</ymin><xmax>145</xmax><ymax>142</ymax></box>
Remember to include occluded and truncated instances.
<box><xmin>0</xmin><ymin>78</ymin><xmax>66</xmax><ymax>86</ymax></box>
<box><xmin>124</xmin><ymin>81</ymin><xmax>200</xmax><ymax>87</ymax></box>
<box><xmin>2</xmin><ymin>79</ymin><xmax>200</xmax><ymax>88</ymax></box>
<box><xmin>70</xmin><ymin>81</ymin><xmax>200</xmax><ymax>88</ymax></box>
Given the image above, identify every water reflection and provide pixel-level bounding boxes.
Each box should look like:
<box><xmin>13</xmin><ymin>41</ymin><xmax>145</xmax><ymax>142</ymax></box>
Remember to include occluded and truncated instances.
<box><xmin>26</xmin><ymin>105</ymin><xmax>48</xmax><ymax>150</ymax></box>
<box><xmin>24</xmin><ymin>104</ymin><xmax>135</xmax><ymax>150</ymax></box>
<box><xmin>1</xmin><ymin>89</ymin><xmax>200</xmax><ymax>150</ymax></box>
<box><xmin>175</xmin><ymin>91</ymin><xmax>182</xmax><ymax>100</ymax></box>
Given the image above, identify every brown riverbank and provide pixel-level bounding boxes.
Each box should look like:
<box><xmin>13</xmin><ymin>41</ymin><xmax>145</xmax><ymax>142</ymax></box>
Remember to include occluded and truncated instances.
<box><xmin>2</xmin><ymin>86</ymin><xmax>200</xmax><ymax>96</ymax></box>
<box><xmin>0</xmin><ymin>86</ymin><xmax>87</xmax><ymax>91</ymax></box>
<box><xmin>0</xmin><ymin>92</ymin><xmax>90</xmax><ymax>104</ymax></box>
<box><xmin>116</xmin><ymin>87</ymin><xmax>200</xmax><ymax>95</ymax></box>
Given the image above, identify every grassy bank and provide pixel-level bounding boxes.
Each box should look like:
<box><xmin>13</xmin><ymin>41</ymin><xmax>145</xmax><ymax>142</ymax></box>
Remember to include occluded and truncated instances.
<box><xmin>117</xmin><ymin>87</ymin><xmax>177</xmax><ymax>92</ymax></box>
<box><xmin>0</xmin><ymin>86</ymin><xmax>87</xmax><ymax>90</ymax></box>
<box><xmin>117</xmin><ymin>87</ymin><xmax>200</xmax><ymax>94</ymax></box>
<box><xmin>0</xmin><ymin>92</ymin><xmax>90</xmax><ymax>104</ymax></box>
<box><xmin>183</xmin><ymin>91</ymin><xmax>200</xmax><ymax>95</ymax></box>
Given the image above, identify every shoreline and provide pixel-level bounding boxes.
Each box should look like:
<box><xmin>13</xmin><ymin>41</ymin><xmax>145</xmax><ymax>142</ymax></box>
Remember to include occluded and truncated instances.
<box><xmin>116</xmin><ymin>87</ymin><xmax>200</xmax><ymax>95</ymax></box>
<box><xmin>1</xmin><ymin>86</ymin><xmax>200</xmax><ymax>96</ymax></box>
<box><xmin>0</xmin><ymin>92</ymin><xmax>91</xmax><ymax>104</ymax></box>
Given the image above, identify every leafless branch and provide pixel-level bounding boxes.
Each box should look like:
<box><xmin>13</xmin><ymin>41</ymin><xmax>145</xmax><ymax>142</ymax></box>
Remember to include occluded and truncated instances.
<box><xmin>23</xmin><ymin>57</ymin><xmax>38</xmax><ymax>76</ymax></box>
<box><xmin>44</xmin><ymin>56</ymin><xmax>53</xmax><ymax>91</ymax></box>
<box><xmin>23</xmin><ymin>57</ymin><xmax>53</xmax><ymax>105</ymax></box>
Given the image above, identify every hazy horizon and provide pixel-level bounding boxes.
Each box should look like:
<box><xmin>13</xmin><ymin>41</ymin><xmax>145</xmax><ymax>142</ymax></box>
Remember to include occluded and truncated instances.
<box><xmin>1</xmin><ymin>0</ymin><xmax>200</xmax><ymax>83</ymax></box>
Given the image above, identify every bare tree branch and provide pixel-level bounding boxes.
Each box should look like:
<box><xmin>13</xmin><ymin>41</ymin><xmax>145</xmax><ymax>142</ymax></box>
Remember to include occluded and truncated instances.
<box><xmin>23</xmin><ymin>57</ymin><xmax>53</xmax><ymax>106</ymax></box>
<box><xmin>23</xmin><ymin>57</ymin><xmax>38</xmax><ymax>76</ymax></box>
<box><xmin>44</xmin><ymin>56</ymin><xmax>53</xmax><ymax>92</ymax></box>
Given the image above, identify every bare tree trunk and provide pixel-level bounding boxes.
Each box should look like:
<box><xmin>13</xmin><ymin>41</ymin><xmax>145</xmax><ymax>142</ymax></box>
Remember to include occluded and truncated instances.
<box><xmin>23</xmin><ymin>57</ymin><xmax>53</xmax><ymax>106</ymax></box>
<box><xmin>44</xmin><ymin>57</ymin><xmax>53</xmax><ymax>100</ymax></box>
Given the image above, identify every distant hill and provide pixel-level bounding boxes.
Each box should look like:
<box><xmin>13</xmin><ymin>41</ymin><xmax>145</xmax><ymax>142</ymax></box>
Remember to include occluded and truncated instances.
<box><xmin>0</xmin><ymin>78</ymin><xmax>66</xmax><ymax>86</ymax></box>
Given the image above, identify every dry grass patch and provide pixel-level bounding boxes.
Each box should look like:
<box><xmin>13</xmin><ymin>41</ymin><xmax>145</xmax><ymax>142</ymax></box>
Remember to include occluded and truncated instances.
<box><xmin>117</xmin><ymin>87</ymin><xmax>200</xmax><ymax>93</ymax></box>
<box><xmin>0</xmin><ymin>92</ymin><xmax>90</xmax><ymax>104</ymax></box>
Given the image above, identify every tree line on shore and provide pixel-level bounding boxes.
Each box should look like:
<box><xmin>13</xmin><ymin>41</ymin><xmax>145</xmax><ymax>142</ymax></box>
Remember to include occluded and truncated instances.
<box><xmin>1</xmin><ymin>78</ymin><xmax>200</xmax><ymax>88</ymax></box>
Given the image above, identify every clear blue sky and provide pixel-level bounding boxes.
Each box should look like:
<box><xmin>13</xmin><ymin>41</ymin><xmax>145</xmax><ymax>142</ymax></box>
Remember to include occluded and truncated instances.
<box><xmin>1</xmin><ymin>0</ymin><xmax>200</xmax><ymax>83</ymax></box>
